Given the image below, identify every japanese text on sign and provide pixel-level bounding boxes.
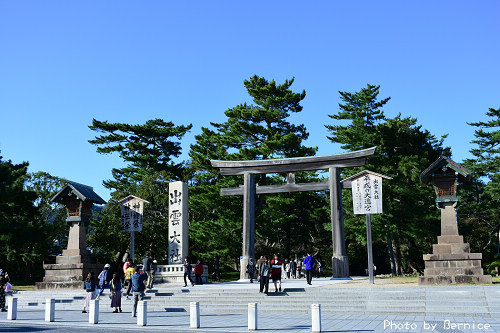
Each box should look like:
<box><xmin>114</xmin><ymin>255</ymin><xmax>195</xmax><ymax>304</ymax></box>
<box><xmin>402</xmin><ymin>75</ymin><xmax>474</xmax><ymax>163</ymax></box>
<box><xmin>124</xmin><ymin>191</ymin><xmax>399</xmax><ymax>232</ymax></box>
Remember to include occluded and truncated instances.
<box><xmin>121</xmin><ymin>197</ymin><xmax>145</xmax><ymax>232</ymax></box>
<box><xmin>352</xmin><ymin>174</ymin><xmax>383</xmax><ymax>215</ymax></box>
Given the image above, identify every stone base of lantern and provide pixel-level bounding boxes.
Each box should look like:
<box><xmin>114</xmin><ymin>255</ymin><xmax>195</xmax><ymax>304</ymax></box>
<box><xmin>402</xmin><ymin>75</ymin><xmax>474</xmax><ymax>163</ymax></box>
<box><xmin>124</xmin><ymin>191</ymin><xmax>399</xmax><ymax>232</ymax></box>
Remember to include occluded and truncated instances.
<box><xmin>418</xmin><ymin>236</ymin><xmax>492</xmax><ymax>285</ymax></box>
<box><xmin>36</xmin><ymin>250</ymin><xmax>102</xmax><ymax>290</ymax></box>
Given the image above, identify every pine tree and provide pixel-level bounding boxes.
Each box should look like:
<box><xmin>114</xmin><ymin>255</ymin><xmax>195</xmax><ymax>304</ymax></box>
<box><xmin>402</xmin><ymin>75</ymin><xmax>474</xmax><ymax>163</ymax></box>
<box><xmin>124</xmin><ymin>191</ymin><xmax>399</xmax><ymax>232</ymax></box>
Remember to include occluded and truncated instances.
<box><xmin>325</xmin><ymin>85</ymin><xmax>449</xmax><ymax>275</ymax></box>
<box><xmin>89</xmin><ymin>118</ymin><xmax>192</xmax><ymax>191</ymax></box>
<box><xmin>188</xmin><ymin>75</ymin><xmax>324</xmax><ymax>271</ymax></box>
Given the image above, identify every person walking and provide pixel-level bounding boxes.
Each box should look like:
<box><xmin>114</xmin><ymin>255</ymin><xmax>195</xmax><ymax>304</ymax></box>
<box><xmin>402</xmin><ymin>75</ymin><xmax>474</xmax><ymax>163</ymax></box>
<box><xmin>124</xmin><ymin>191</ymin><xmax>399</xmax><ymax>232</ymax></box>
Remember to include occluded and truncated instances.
<box><xmin>124</xmin><ymin>263</ymin><xmax>135</xmax><ymax>299</ymax></box>
<box><xmin>271</xmin><ymin>254</ymin><xmax>282</xmax><ymax>292</ymax></box>
<box><xmin>194</xmin><ymin>260</ymin><xmax>204</xmax><ymax>285</ymax></box>
<box><xmin>123</xmin><ymin>257</ymin><xmax>132</xmax><ymax>275</ymax></box>
<box><xmin>82</xmin><ymin>272</ymin><xmax>96</xmax><ymax>313</ymax></box>
<box><xmin>96</xmin><ymin>264</ymin><xmax>111</xmax><ymax>299</ymax></box>
<box><xmin>304</xmin><ymin>252</ymin><xmax>315</xmax><ymax>285</ymax></box>
<box><xmin>110</xmin><ymin>273</ymin><xmax>123</xmax><ymax>313</ymax></box>
<box><xmin>316</xmin><ymin>260</ymin><xmax>324</xmax><ymax>278</ymax></box>
<box><xmin>131</xmin><ymin>265</ymin><xmax>148</xmax><ymax>317</ymax></box>
<box><xmin>258</xmin><ymin>256</ymin><xmax>270</xmax><ymax>295</ymax></box>
<box><xmin>290</xmin><ymin>259</ymin><xmax>297</xmax><ymax>279</ymax></box>
<box><xmin>142</xmin><ymin>252</ymin><xmax>154</xmax><ymax>290</ymax></box>
<box><xmin>256</xmin><ymin>256</ymin><xmax>264</xmax><ymax>282</ymax></box>
<box><xmin>246</xmin><ymin>258</ymin><xmax>256</xmax><ymax>283</ymax></box>
<box><xmin>147</xmin><ymin>260</ymin><xmax>157</xmax><ymax>289</ymax></box>
<box><xmin>0</xmin><ymin>269</ymin><xmax>10</xmax><ymax>312</ymax></box>
<box><xmin>285</xmin><ymin>259</ymin><xmax>290</xmax><ymax>279</ymax></box>
<box><xmin>183</xmin><ymin>257</ymin><xmax>195</xmax><ymax>287</ymax></box>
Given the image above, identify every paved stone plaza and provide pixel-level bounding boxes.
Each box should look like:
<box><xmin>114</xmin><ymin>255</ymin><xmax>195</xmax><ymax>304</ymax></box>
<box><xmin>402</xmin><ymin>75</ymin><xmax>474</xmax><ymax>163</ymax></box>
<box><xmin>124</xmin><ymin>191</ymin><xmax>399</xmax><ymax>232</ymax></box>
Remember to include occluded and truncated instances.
<box><xmin>1</xmin><ymin>278</ymin><xmax>499</xmax><ymax>332</ymax></box>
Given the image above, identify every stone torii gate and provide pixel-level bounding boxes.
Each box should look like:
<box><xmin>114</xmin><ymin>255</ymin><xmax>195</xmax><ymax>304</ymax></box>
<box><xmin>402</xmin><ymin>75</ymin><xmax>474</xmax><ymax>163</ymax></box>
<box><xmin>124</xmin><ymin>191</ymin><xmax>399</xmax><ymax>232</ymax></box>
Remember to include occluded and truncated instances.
<box><xmin>210</xmin><ymin>147</ymin><xmax>376</xmax><ymax>279</ymax></box>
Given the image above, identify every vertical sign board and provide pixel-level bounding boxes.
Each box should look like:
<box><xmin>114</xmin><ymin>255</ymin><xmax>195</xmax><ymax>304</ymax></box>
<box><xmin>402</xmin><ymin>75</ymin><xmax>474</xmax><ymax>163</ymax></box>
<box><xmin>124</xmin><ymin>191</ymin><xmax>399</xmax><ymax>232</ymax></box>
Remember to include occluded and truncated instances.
<box><xmin>352</xmin><ymin>173</ymin><xmax>385</xmax><ymax>284</ymax></box>
<box><xmin>120</xmin><ymin>195</ymin><xmax>149</xmax><ymax>262</ymax></box>
<box><xmin>121</xmin><ymin>197</ymin><xmax>145</xmax><ymax>232</ymax></box>
<box><xmin>352</xmin><ymin>174</ymin><xmax>383</xmax><ymax>215</ymax></box>
<box><xmin>168</xmin><ymin>181</ymin><xmax>189</xmax><ymax>264</ymax></box>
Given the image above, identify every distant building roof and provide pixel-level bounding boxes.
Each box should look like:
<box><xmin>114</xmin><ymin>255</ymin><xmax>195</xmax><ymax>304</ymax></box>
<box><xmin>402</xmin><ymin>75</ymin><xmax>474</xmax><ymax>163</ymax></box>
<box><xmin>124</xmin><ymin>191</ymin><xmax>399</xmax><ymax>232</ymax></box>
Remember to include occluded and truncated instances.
<box><xmin>51</xmin><ymin>181</ymin><xmax>106</xmax><ymax>205</ymax></box>
<box><xmin>419</xmin><ymin>156</ymin><xmax>471</xmax><ymax>184</ymax></box>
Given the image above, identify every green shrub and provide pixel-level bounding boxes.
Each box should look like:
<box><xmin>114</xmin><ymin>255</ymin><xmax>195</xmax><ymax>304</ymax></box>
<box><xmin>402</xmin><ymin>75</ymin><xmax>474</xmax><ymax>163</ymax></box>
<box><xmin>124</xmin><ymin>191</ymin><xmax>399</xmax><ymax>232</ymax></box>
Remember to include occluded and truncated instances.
<box><xmin>487</xmin><ymin>261</ymin><xmax>500</xmax><ymax>276</ymax></box>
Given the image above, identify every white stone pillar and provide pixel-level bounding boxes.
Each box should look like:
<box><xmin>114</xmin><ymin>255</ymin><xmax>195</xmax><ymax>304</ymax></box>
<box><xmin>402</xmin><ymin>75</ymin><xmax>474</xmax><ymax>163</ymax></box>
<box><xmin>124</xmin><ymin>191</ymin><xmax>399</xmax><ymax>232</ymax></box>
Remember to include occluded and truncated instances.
<box><xmin>190</xmin><ymin>302</ymin><xmax>200</xmax><ymax>328</ymax></box>
<box><xmin>7</xmin><ymin>298</ymin><xmax>17</xmax><ymax>320</ymax></box>
<box><xmin>248</xmin><ymin>303</ymin><xmax>258</xmax><ymax>330</ymax></box>
<box><xmin>311</xmin><ymin>304</ymin><xmax>321</xmax><ymax>332</ymax></box>
<box><xmin>89</xmin><ymin>299</ymin><xmax>99</xmax><ymax>324</ymax></box>
<box><xmin>45</xmin><ymin>298</ymin><xmax>55</xmax><ymax>322</ymax></box>
<box><xmin>168</xmin><ymin>181</ymin><xmax>189</xmax><ymax>264</ymax></box>
<box><xmin>137</xmin><ymin>301</ymin><xmax>147</xmax><ymax>326</ymax></box>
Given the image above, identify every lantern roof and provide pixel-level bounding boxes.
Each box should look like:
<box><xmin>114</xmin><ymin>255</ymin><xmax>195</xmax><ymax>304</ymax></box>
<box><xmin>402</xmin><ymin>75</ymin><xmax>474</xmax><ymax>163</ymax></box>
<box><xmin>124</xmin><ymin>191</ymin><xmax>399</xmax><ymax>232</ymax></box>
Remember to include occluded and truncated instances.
<box><xmin>419</xmin><ymin>156</ymin><xmax>471</xmax><ymax>184</ymax></box>
<box><xmin>51</xmin><ymin>181</ymin><xmax>106</xmax><ymax>205</ymax></box>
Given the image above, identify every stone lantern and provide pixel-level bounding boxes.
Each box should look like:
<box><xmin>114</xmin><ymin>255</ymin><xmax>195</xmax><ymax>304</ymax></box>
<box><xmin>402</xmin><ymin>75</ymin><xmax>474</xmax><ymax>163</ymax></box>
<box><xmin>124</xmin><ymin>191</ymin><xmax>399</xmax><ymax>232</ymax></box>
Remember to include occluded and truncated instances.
<box><xmin>36</xmin><ymin>181</ymin><xmax>106</xmax><ymax>289</ymax></box>
<box><xmin>418</xmin><ymin>156</ymin><xmax>491</xmax><ymax>285</ymax></box>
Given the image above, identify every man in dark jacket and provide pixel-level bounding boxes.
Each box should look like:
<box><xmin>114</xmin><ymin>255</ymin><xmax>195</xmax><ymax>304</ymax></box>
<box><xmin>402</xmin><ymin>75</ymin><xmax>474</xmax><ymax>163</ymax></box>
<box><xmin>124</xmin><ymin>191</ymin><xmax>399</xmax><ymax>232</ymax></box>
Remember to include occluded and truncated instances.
<box><xmin>258</xmin><ymin>256</ymin><xmax>270</xmax><ymax>295</ymax></box>
<box><xmin>131</xmin><ymin>266</ymin><xmax>148</xmax><ymax>317</ymax></box>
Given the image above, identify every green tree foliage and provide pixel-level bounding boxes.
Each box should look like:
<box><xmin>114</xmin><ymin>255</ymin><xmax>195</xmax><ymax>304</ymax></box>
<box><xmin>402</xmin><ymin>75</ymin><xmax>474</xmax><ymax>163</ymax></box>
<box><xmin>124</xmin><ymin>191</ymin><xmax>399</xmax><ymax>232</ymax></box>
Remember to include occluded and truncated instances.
<box><xmin>459</xmin><ymin>108</ymin><xmax>500</xmax><ymax>262</ymax></box>
<box><xmin>188</xmin><ymin>75</ymin><xmax>326</xmax><ymax>272</ymax></box>
<box><xmin>0</xmin><ymin>155</ymin><xmax>37</xmax><ymax>283</ymax></box>
<box><xmin>326</xmin><ymin>84</ymin><xmax>449</xmax><ymax>275</ymax></box>
<box><xmin>88</xmin><ymin>119</ymin><xmax>191</xmax><ymax>263</ymax></box>
<box><xmin>89</xmin><ymin>119</ymin><xmax>192</xmax><ymax>191</ymax></box>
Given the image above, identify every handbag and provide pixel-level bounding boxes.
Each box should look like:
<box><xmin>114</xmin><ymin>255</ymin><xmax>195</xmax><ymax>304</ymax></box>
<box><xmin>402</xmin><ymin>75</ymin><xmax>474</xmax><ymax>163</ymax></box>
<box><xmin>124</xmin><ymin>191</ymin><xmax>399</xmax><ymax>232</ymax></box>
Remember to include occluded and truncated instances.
<box><xmin>5</xmin><ymin>282</ymin><xmax>12</xmax><ymax>292</ymax></box>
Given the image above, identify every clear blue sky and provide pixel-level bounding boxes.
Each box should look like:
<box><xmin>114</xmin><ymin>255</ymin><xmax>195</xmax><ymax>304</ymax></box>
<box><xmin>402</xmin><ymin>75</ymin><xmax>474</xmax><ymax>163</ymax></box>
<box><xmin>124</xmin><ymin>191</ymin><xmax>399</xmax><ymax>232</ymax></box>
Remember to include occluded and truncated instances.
<box><xmin>1</xmin><ymin>1</ymin><xmax>499</xmax><ymax>200</ymax></box>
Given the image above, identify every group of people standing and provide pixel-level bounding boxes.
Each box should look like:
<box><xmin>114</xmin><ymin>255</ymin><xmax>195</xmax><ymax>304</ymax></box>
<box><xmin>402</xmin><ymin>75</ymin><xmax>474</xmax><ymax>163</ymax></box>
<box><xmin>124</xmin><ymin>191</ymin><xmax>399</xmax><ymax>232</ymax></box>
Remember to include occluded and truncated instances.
<box><xmin>182</xmin><ymin>257</ymin><xmax>204</xmax><ymax>287</ymax></box>
<box><xmin>0</xmin><ymin>269</ymin><xmax>10</xmax><ymax>312</ymax></box>
<box><xmin>82</xmin><ymin>252</ymin><xmax>157</xmax><ymax>317</ymax></box>
<box><xmin>250</xmin><ymin>252</ymin><xmax>321</xmax><ymax>295</ymax></box>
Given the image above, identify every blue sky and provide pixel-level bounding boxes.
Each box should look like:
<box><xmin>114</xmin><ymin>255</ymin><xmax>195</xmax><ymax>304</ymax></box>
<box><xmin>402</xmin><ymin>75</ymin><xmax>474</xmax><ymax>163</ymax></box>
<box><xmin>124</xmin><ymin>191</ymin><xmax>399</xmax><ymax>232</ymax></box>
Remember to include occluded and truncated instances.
<box><xmin>1</xmin><ymin>1</ymin><xmax>499</xmax><ymax>200</ymax></box>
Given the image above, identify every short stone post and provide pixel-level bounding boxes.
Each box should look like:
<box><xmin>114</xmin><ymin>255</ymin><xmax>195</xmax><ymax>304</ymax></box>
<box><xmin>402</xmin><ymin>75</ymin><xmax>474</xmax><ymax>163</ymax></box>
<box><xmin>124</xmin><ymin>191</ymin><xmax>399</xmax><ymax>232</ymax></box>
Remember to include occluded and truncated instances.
<box><xmin>7</xmin><ymin>298</ymin><xmax>17</xmax><ymax>320</ymax></box>
<box><xmin>248</xmin><ymin>303</ymin><xmax>258</xmax><ymax>330</ymax></box>
<box><xmin>89</xmin><ymin>299</ymin><xmax>99</xmax><ymax>324</ymax></box>
<box><xmin>190</xmin><ymin>302</ymin><xmax>200</xmax><ymax>328</ymax></box>
<box><xmin>45</xmin><ymin>298</ymin><xmax>55</xmax><ymax>322</ymax></box>
<box><xmin>311</xmin><ymin>304</ymin><xmax>321</xmax><ymax>333</ymax></box>
<box><xmin>137</xmin><ymin>301</ymin><xmax>147</xmax><ymax>326</ymax></box>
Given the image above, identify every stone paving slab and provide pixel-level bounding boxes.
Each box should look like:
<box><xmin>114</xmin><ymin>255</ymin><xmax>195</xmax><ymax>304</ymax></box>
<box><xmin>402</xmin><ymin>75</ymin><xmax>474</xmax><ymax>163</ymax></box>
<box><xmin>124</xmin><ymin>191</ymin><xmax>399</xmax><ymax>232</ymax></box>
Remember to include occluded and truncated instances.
<box><xmin>1</xmin><ymin>309</ymin><xmax>499</xmax><ymax>332</ymax></box>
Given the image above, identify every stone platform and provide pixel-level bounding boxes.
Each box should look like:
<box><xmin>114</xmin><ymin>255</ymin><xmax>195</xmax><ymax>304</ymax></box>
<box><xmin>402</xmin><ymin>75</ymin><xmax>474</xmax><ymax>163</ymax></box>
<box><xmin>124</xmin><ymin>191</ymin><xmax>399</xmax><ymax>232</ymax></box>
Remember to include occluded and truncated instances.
<box><xmin>36</xmin><ymin>250</ymin><xmax>102</xmax><ymax>290</ymax></box>
<box><xmin>419</xmin><ymin>234</ymin><xmax>492</xmax><ymax>285</ymax></box>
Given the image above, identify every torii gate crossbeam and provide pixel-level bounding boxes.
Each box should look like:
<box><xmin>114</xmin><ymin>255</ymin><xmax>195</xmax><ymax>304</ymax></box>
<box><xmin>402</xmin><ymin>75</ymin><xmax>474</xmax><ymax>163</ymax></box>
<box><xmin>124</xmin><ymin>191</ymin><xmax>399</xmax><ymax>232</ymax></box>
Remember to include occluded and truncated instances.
<box><xmin>210</xmin><ymin>147</ymin><xmax>376</xmax><ymax>280</ymax></box>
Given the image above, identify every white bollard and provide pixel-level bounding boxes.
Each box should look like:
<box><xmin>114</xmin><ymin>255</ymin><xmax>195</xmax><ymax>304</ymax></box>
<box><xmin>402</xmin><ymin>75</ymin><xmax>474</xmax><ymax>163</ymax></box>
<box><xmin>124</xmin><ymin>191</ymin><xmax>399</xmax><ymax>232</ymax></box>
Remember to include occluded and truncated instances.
<box><xmin>45</xmin><ymin>298</ymin><xmax>55</xmax><ymax>322</ymax></box>
<box><xmin>190</xmin><ymin>302</ymin><xmax>200</xmax><ymax>328</ymax></box>
<box><xmin>89</xmin><ymin>299</ymin><xmax>99</xmax><ymax>324</ymax></box>
<box><xmin>248</xmin><ymin>303</ymin><xmax>258</xmax><ymax>330</ymax></box>
<box><xmin>7</xmin><ymin>298</ymin><xmax>17</xmax><ymax>320</ymax></box>
<box><xmin>311</xmin><ymin>304</ymin><xmax>321</xmax><ymax>333</ymax></box>
<box><xmin>137</xmin><ymin>300</ymin><xmax>147</xmax><ymax>326</ymax></box>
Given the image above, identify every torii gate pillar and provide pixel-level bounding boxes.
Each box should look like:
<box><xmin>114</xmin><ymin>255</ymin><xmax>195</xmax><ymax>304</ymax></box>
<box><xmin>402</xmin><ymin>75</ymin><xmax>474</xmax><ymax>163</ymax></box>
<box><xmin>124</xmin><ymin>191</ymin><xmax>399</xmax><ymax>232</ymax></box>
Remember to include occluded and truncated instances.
<box><xmin>241</xmin><ymin>173</ymin><xmax>256</xmax><ymax>280</ymax></box>
<box><xmin>330</xmin><ymin>167</ymin><xmax>349</xmax><ymax>278</ymax></box>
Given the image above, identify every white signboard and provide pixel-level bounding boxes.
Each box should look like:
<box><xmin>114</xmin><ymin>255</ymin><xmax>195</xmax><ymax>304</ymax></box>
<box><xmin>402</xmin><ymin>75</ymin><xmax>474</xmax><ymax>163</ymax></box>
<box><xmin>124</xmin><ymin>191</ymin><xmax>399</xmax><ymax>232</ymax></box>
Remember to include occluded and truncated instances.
<box><xmin>168</xmin><ymin>181</ymin><xmax>189</xmax><ymax>264</ymax></box>
<box><xmin>120</xmin><ymin>196</ymin><xmax>145</xmax><ymax>232</ymax></box>
<box><xmin>352</xmin><ymin>174</ymin><xmax>383</xmax><ymax>215</ymax></box>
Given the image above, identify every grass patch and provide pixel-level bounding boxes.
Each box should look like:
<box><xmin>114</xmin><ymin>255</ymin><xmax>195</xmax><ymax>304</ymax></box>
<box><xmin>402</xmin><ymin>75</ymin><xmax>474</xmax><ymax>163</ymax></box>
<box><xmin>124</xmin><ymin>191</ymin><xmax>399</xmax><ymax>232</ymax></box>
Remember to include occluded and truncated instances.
<box><xmin>376</xmin><ymin>275</ymin><xmax>418</xmax><ymax>283</ymax></box>
<box><xmin>216</xmin><ymin>271</ymin><xmax>240</xmax><ymax>282</ymax></box>
<box><xmin>11</xmin><ymin>285</ymin><xmax>36</xmax><ymax>291</ymax></box>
